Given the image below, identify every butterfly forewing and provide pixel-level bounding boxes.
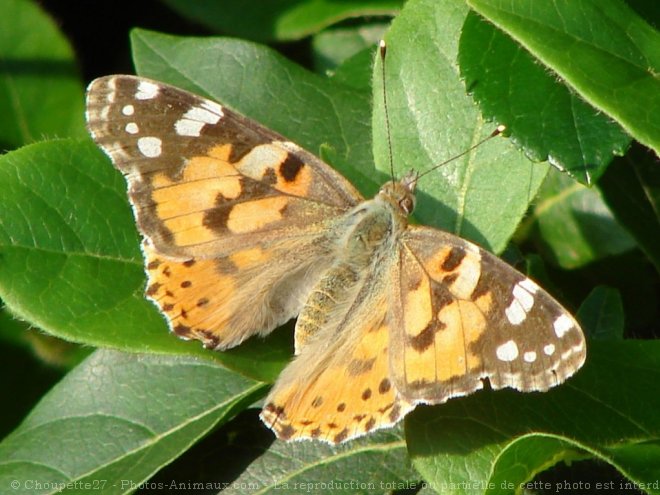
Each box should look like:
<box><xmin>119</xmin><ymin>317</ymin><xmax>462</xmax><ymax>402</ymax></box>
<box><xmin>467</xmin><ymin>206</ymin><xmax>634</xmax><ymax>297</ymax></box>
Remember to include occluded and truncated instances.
<box><xmin>85</xmin><ymin>75</ymin><xmax>365</xmax><ymax>349</ymax></box>
<box><xmin>85</xmin><ymin>75</ymin><xmax>363</xmax><ymax>259</ymax></box>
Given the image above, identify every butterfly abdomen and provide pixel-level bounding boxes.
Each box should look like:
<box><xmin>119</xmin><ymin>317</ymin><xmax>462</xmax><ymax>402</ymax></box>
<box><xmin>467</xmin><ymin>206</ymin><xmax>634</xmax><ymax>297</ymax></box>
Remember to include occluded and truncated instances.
<box><xmin>294</xmin><ymin>261</ymin><xmax>361</xmax><ymax>353</ymax></box>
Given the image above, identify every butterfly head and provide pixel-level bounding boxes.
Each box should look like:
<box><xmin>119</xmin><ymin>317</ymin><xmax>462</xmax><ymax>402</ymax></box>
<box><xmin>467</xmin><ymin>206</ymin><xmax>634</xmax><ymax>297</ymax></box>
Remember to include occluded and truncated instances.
<box><xmin>378</xmin><ymin>170</ymin><xmax>418</xmax><ymax>216</ymax></box>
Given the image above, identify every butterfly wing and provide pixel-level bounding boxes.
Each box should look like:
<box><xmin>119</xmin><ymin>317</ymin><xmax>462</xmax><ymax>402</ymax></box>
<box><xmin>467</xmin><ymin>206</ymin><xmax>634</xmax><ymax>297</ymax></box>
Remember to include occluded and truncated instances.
<box><xmin>390</xmin><ymin>226</ymin><xmax>586</xmax><ymax>403</ymax></box>
<box><xmin>86</xmin><ymin>75</ymin><xmax>364</xmax><ymax>348</ymax></box>
<box><xmin>260</xmin><ymin>259</ymin><xmax>413</xmax><ymax>443</ymax></box>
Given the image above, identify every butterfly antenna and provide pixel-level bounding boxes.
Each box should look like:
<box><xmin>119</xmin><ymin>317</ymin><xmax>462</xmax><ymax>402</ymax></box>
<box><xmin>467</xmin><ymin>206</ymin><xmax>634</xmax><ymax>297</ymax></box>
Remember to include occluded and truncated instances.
<box><xmin>379</xmin><ymin>40</ymin><xmax>395</xmax><ymax>184</ymax></box>
<box><xmin>416</xmin><ymin>124</ymin><xmax>507</xmax><ymax>181</ymax></box>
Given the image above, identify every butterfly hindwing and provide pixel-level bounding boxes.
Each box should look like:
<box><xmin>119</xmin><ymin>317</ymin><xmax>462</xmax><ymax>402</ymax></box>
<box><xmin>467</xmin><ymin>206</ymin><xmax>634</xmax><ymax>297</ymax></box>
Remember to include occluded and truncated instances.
<box><xmin>261</xmin><ymin>253</ymin><xmax>413</xmax><ymax>443</ymax></box>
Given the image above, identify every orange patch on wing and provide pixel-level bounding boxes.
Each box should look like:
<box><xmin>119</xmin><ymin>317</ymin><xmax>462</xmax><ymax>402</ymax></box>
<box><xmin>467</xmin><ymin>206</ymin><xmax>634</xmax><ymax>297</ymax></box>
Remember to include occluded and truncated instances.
<box><xmin>153</xmin><ymin>178</ymin><xmax>232</xmax><ymax>219</ymax></box>
<box><xmin>404</xmin><ymin>348</ymin><xmax>437</xmax><ymax>384</ymax></box>
<box><xmin>183</xmin><ymin>155</ymin><xmax>236</xmax><ymax>182</ymax></box>
<box><xmin>230</xmin><ymin>246</ymin><xmax>271</xmax><ymax>269</ymax></box>
<box><xmin>150</xmin><ymin>152</ymin><xmax>241</xmax><ymax>220</ymax></box>
<box><xmin>207</xmin><ymin>143</ymin><xmax>233</xmax><ymax>161</ymax></box>
<box><xmin>426</xmin><ymin>300</ymin><xmax>485</xmax><ymax>381</ymax></box>
<box><xmin>433</xmin><ymin>301</ymin><xmax>469</xmax><ymax>381</ymax></box>
<box><xmin>144</xmin><ymin>243</ymin><xmax>236</xmax><ymax>349</ymax></box>
<box><xmin>474</xmin><ymin>290</ymin><xmax>493</xmax><ymax>314</ymax></box>
<box><xmin>402</xmin><ymin>273</ymin><xmax>439</xmax><ymax>384</ymax></box>
<box><xmin>424</xmin><ymin>246</ymin><xmax>453</xmax><ymax>277</ymax></box>
<box><xmin>152</xmin><ymin>171</ymin><xmax>173</xmax><ymax>189</ymax></box>
<box><xmin>404</xmin><ymin>275</ymin><xmax>433</xmax><ymax>337</ymax></box>
<box><xmin>455</xmin><ymin>300</ymin><xmax>485</xmax><ymax>369</ymax></box>
<box><xmin>166</xmin><ymin>212</ymin><xmax>219</xmax><ymax>246</ymax></box>
<box><xmin>227</xmin><ymin>197</ymin><xmax>289</xmax><ymax>233</ymax></box>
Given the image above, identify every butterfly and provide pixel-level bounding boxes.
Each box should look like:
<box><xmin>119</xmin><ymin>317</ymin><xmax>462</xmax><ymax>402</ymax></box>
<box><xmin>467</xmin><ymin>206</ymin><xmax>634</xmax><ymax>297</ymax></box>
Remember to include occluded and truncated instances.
<box><xmin>85</xmin><ymin>73</ymin><xmax>586</xmax><ymax>444</ymax></box>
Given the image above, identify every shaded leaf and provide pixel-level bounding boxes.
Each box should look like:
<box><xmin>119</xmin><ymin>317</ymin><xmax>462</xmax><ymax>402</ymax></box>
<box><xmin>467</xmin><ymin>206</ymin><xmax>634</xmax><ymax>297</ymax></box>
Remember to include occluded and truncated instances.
<box><xmin>312</xmin><ymin>23</ymin><xmax>386</xmax><ymax>74</ymax></box>
<box><xmin>531</xmin><ymin>168</ymin><xmax>635</xmax><ymax>269</ymax></box>
<box><xmin>161</xmin><ymin>0</ymin><xmax>402</xmax><ymax>42</ymax></box>
<box><xmin>574</xmin><ymin>251</ymin><xmax>659</xmax><ymax>334</ymax></box>
<box><xmin>0</xmin><ymin>350</ymin><xmax>265</xmax><ymax>495</ymax></box>
<box><xmin>226</xmin><ymin>427</ymin><xmax>419</xmax><ymax>494</ymax></box>
<box><xmin>459</xmin><ymin>11</ymin><xmax>630</xmax><ymax>185</ymax></box>
<box><xmin>468</xmin><ymin>0</ymin><xmax>659</xmax><ymax>155</ymax></box>
<box><xmin>599</xmin><ymin>145</ymin><xmax>660</xmax><ymax>273</ymax></box>
<box><xmin>577</xmin><ymin>286</ymin><xmax>625</xmax><ymax>341</ymax></box>
<box><xmin>0</xmin><ymin>0</ymin><xmax>85</xmax><ymax>150</ymax></box>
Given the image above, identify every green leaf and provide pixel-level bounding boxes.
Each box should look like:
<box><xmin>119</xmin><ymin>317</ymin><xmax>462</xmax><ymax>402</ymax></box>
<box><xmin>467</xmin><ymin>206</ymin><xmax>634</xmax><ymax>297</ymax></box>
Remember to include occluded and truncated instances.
<box><xmin>0</xmin><ymin>350</ymin><xmax>266</xmax><ymax>495</ymax></box>
<box><xmin>459</xmin><ymin>11</ymin><xmax>630</xmax><ymax>185</ymax></box>
<box><xmin>487</xmin><ymin>434</ymin><xmax>587</xmax><ymax>493</ymax></box>
<box><xmin>468</xmin><ymin>0</ymin><xmax>660</xmax><ymax>156</ymax></box>
<box><xmin>407</xmin><ymin>341</ymin><xmax>660</xmax><ymax>495</ymax></box>
<box><xmin>604</xmin><ymin>440</ymin><xmax>660</xmax><ymax>493</ymax></box>
<box><xmin>531</xmin><ymin>168</ymin><xmax>636</xmax><ymax>269</ymax></box>
<box><xmin>577</xmin><ymin>286</ymin><xmax>625</xmax><ymax>340</ymax></box>
<box><xmin>225</xmin><ymin>427</ymin><xmax>419</xmax><ymax>494</ymax></box>
<box><xmin>161</xmin><ymin>0</ymin><xmax>402</xmax><ymax>42</ymax></box>
<box><xmin>374</xmin><ymin>0</ymin><xmax>548</xmax><ymax>254</ymax></box>
<box><xmin>0</xmin><ymin>139</ymin><xmax>289</xmax><ymax>382</ymax></box>
<box><xmin>0</xmin><ymin>0</ymin><xmax>85</xmax><ymax>150</ymax></box>
<box><xmin>312</xmin><ymin>24</ymin><xmax>387</xmax><ymax>74</ymax></box>
<box><xmin>599</xmin><ymin>145</ymin><xmax>660</xmax><ymax>273</ymax></box>
<box><xmin>131</xmin><ymin>28</ymin><xmax>380</xmax><ymax>196</ymax></box>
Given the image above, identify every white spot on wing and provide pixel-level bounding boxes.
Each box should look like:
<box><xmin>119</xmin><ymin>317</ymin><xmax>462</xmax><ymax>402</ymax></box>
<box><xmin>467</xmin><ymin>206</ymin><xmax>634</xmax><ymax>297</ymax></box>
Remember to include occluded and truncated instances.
<box><xmin>496</xmin><ymin>340</ymin><xmax>519</xmax><ymax>362</ymax></box>
<box><xmin>201</xmin><ymin>100</ymin><xmax>223</xmax><ymax>115</ymax></box>
<box><xmin>519</xmin><ymin>278</ymin><xmax>539</xmax><ymax>294</ymax></box>
<box><xmin>175</xmin><ymin>104</ymin><xmax>223</xmax><ymax>137</ymax></box>
<box><xmin>137</xmin><ymin>136</ymin><xmax>162</xmax><ymax>157</ymax></box>
<box><xmin>505</xmin><ymin>299</ymin><xmax>526</xmax><ymax>325</ymax></box>
<box><xmin>189</xmin><ymin>105</ymin><xmax>223</xmax><ymax>123</ymax></box>
<box><xmin>175</xmin><ymin>119</ymin><xmax>205</xmax><ymax>137</ymax></box>
<box><xmin>523</xmin><ymin>351</ymin><xmax>537</xmax><ymax>363</ymax></box>
<box><xmin>543</xmin><ymin>343</ymin><xmax>556</xmax><ymax>356</ymax></box>
<box><xmin>122</xmin><ymin>104</ymin><xmax>135</xmax><ymax>116</ymax></box>
<box><xmin>512</xmin><ymin>283</ymin><xmax>535</xmax><ymax>312</ymax></box>
<box><xmin>504</xmin><ymin>280</ymin><xmax>537</xmax><ymax>325</ymax></box>
<box><xmin>136</xmin><ymin>80</ymin><xmax>159</xmax><ymax>100</ymax></box>
<box><xmin>125</xmin><ymin>122</ymin><xmax>139</xmax><ymax>134</ymax></box>
<box><xmin>553</xmin><ymin>314</ymin><xmax>573</xmax><ymax>338</ymax></box>
<box><xmin>448</xmin><ymin>249</ymin><xmax>481</xmax><ymax>299</ymax></box>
